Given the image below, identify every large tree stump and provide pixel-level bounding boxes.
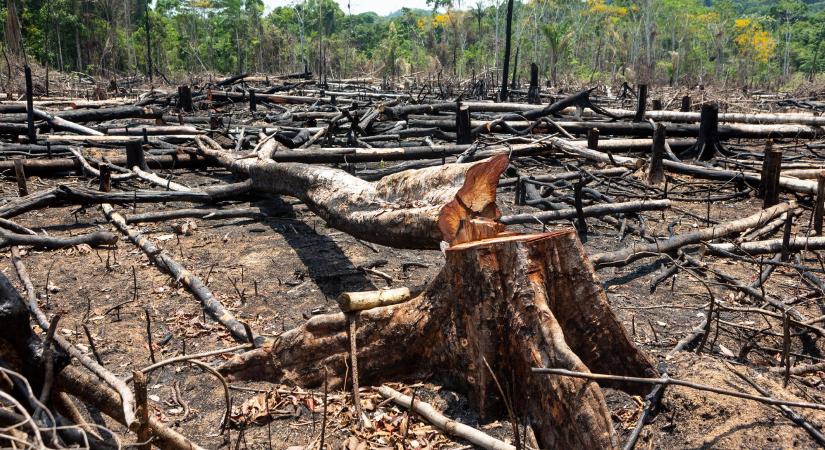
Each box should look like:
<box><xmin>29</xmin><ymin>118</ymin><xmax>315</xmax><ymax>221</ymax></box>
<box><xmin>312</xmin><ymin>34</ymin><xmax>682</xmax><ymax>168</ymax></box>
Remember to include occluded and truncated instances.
<box><xmin>221</xmin><ymin>230</ymin><xmax>656</xmax><ymax>448</ymax></box>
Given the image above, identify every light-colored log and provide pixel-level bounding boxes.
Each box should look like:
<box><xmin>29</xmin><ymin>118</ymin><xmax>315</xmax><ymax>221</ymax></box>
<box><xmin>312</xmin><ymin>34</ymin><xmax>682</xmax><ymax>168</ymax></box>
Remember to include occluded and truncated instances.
<box><xmin>378</xmin><ymin>385</ymin><xmax>516</xmax><ymax>450</ymax></box>
<box><xmin>337</xmin><ymin>287</ymin><xmax>411</xmax><ymax>312</ymax></box>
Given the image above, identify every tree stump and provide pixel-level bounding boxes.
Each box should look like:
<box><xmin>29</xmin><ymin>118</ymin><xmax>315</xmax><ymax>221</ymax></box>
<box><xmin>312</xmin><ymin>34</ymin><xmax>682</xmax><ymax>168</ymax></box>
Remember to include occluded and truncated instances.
<box><xmin>690</xmin><ymin>102</ymin><xmax>726</xmax><ymax>161</ymax></box>
<box><xmin>633</xmin><ymin>84</ymin><xmax>648</xmax><ymax>122</ymax></box>
<box><xmin>221</xmin><ymin>230</ymin><xmax>656</xmax><ymax>448</ymax></box>
<box><xmin>527</xmin><ymin>62</ymin><xmax>541</xmax><ymax>104</ymax></box>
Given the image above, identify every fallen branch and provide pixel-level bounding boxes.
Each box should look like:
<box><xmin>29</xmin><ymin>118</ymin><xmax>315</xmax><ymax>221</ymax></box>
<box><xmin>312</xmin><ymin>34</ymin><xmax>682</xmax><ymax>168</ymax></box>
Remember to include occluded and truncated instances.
<box><xmin>590</xmin><ymin>202</ymin><xmax>797</xmax><ymax>268</ymax></box>
<box><xmin>9</xmin><ymin>247</ymin><xmax>137</xmax><ymax>427</ymax></box>
<box><xmin>57</xmin><ymin>366</ymin><xmax>206</xmax><ymax>450</ymax></box>
<box><xmin>0</xmin><ymin>229</ymin><xmax>117</xmax><ymax>249</ymax></box>
<box><xmin>500</xmin><ymin>199</ymin><xmax>671</xmax><ymax>225</ymax></box>
<box><xmin>707</xmin><ymin>236</ymin><xmax>825</xmax><ymax>256</ymax></box>
<box><xmin>124</xmin><ymin>207</ymin><xmax>273</xmax><ymax>224</ymax></box>
<box><xmin>726</xmin><ymin>362</ymin><xmax>825</xmax><ymax>447</ymax></box>
<box><xmin>532</xmin><ymin>367</ymin><xmax>825</xmax><ymax>411</ymax></box>
<box><xmin>131</xmin><ymin>166</ymin><xmax>193</xmax><ymax>191</ymax></box>
<box><xmin>101</xmin><ymin>203</ymin><xmax>256</xmax><ymax>343</ymax></box>
<box><xmin>378</xmin><ymin>385</ymin><xmax>516</xmax><ymax>450</ymax></box>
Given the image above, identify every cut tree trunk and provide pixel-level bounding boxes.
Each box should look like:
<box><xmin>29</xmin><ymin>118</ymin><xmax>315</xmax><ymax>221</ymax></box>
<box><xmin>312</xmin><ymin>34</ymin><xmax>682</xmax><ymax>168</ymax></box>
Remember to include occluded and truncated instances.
<box><xmin>383</xmin><ymin>101</ymin><xmax>825</xmax><ymax>125</ymax></box>
<box><xmin>407</xmin><ymin>118</ymin><xmax>821</xmax><ymax>139</ymax></box>
<box><xmin>219</xmin><ymin>229</ymin><xmax>656</xmax><ymax>449</ymax></box>
<box><xmin>196</xmin><ymin>139</ymin><xmax>511</xmax><ymax>249</ymax></box>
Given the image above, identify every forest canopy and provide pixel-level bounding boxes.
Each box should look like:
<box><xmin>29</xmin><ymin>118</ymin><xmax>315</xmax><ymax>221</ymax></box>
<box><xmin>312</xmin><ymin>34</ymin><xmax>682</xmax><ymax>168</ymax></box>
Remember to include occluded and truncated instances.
<box><xmin>3</xmin><ymin>0</ymin><xmax>825</xmax><ymax>88</ymax></box>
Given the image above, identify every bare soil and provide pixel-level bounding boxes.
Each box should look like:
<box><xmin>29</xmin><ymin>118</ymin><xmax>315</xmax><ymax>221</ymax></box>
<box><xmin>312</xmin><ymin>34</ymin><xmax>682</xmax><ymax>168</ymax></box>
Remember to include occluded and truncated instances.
<box><xmin>3</xmin><ymin>138</ymin><xmax>825</xmax><ymax>449</ymax></box>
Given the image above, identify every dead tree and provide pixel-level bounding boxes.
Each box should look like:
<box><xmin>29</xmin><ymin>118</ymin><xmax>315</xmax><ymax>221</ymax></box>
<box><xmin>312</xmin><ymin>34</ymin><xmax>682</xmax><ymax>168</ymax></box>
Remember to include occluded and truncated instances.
<box><xmin>647</xmin><ymin>122</ymin><xmax>666</xmax><ymax>184</ymax></box>
<box><xmin>510</xmin><ymin>46</ymin><xmax>520</xmax><ymax>90</ymax></box>
<box><xmin>634</xmin><ymin>84</ymin><xmax>648</xmax><ymax>122</ymax></box>
<box><xmin>144</xmin><ymin>2</ymin><xmax>153</xmax><ymax>82</ymax></box>
<box><xmin>527</xmin><ymin>62</ymin><xmax>540</xmax><ymax>104</ymax></box>
<box><xmin>196</xmin><ymin>138</ymin><xmax>510</xmax><ymax>249</ymax></box>
<box><xmin>499</xmin><ymin>0</ymin><xmax>514</xmax><ymax>101</ymax></box>
<box><xmin>687</xmin><ymin>102</ymin><xmax>725</xmax><ymax>160</ymax></box>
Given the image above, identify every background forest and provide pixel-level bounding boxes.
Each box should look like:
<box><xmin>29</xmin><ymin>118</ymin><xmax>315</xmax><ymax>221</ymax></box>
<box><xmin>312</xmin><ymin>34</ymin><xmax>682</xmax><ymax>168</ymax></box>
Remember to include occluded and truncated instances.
<box><xmin>4</xmin><ymin>0</ymin><xmax>825</xmax><ymax>89</ymax></box>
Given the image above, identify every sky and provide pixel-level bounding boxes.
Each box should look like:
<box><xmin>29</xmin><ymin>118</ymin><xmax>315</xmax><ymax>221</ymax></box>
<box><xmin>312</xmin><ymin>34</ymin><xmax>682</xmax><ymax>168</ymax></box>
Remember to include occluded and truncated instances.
<box><xmin>263</xmin><ymin>0</ymin><xmax>432</xmax><ymax>16</ymax></box>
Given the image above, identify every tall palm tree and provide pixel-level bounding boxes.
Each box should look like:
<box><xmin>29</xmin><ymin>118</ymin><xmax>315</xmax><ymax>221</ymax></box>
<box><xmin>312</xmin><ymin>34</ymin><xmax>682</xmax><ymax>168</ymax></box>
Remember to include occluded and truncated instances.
<box><xmin>541</xmin><ymin>22</ymin><xmax>571</xmax><ymax>87</ymax></box>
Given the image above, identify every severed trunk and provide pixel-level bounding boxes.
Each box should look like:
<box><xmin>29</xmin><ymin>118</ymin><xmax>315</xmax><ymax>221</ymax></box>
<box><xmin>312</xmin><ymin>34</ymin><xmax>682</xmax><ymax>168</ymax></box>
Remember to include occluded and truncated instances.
<box><xmin>196</xmin><ymin>139</ymin><xmax>508</xmax><ymax>249</ymax></box>
<box><xmin>221</xmin><ymin>229</ymin><xmax>656</xmax><ymax>449</ymax></box>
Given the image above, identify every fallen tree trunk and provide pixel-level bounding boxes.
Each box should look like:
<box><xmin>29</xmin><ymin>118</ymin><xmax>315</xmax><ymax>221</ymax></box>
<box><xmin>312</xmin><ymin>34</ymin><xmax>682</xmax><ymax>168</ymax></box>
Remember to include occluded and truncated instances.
<box><xmin>106</xmin><ymin>125</ymin><xmax>204</xmax><ymax>136</ymax></box>
<box><xmin>45</xmin><ymin>135</ymin><xmax>199</xmax><ymax>145</ymax></box>
<box><xmin>207</xmin><ymin>90</ymin><xmax>350</xmax><ymax>105</ymax></box>
<box><xmin>707</xmin><ymin>236</ymin><xmax>825</xmax><ymax>256</ymax></box>
<box><xmin>550</xmin><ymin>138</ymin><xmax>819</xmax><ymax>194</ymax></box>
<box><xmin>3</xmin><ymin>105</ymin><xmax>163</xmax><ymax>124</ymax></box>
<box><xmin>498</xmin><ymin>167</ymin><xmax>630</xmax><ymax>187</ymax></box>
<box><xmin>196</xmin><ymin>139</ymin><xmax>511</xmax><ymax>249</ymax></box>
<box><xmin>32</xmin><ymin>108</ymin><xmax>104</xmax><ymax>136</ymax></box>
<box><xmin>0</xmin><ymin>229</ymin><xmax>117</xmax><ymax>249</ymax></box>
<box><xmin>0</xmin><ymin>182</ymin><xmax>251</xmax><ymax>219</ymax></box>
<box><xmin>385</xmin><ymin>102</ymin><xmax>825</xmax><ymax>126</ymax></box>
<box><xmin>500</xmin><ymin>199</ymin><xmax>671</xmax><ymax>225</ymax></box>
<box><xmin>220</xmin><ymin>229</ymin><xmax>656</xmax><ymax>449</ymax></box>
<box><xmin>408</xmin><ymin>118</ymin><xmax>824</xmax><ymax>139</ymax></box>
<box><xmin>590</xmin><ymin>201</ymin><xmax>797</xmax><ymax>268</ymax></box>
<box><xmin>227</xmin><ymin>142</ymin><xmax>546</xmax><ymax>164</ymax></box>
<box><xmin>0</xmin><ymin>153</ymin><xmax>211</xmax><ymax>176</ymax></box>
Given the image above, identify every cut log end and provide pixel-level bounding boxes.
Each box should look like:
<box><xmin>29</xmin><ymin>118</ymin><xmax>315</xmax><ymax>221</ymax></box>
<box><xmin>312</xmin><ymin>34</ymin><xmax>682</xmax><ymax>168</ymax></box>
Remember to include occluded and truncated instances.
<box><xmin>438</xmin><ymin>154</ymin><xmax>510</xmax><ymax>246</ymax></box>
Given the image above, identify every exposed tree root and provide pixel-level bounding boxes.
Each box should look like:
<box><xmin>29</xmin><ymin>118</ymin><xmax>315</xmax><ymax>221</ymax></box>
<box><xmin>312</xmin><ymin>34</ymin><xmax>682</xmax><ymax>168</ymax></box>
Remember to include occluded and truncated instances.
<box><xmin>220</xmin><ymin>229</ymin><xmax>656</xmax><ymax>449</ymax></box>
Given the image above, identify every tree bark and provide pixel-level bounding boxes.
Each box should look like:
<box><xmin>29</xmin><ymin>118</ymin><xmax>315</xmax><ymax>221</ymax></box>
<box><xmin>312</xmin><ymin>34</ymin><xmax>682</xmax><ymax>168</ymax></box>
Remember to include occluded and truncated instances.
<box><xmin>197</xmin><ymin>140</ymin><xmax>511</xmax><ymax>249</ymax></box>
<box><xmin>407</xmin><ymin>118</ymin><xmax>822</xmax><ymax>139</ymax></box>
<box><xmin>220</xmin><ymin>229</ymin><xmax>656</xmax><ymax>449</ymax></box>
<box><xmin>0</xmin><ymin>182</ymin><xmax>251</xmax><ymax>219</ymax></box>
<box><xmin>590</xmin><ymin>201</ymin><xmax>797</xmax><ymax>268</ymax></box>
<box><xmin>499</xmin><ymin>0</ymin><xmax>514</xmax><ymax>101</ymax></box>
<box><xmin>0</xmin><ymin>229</ymin><xmax>116</xmax><ymax>249</ymax></box>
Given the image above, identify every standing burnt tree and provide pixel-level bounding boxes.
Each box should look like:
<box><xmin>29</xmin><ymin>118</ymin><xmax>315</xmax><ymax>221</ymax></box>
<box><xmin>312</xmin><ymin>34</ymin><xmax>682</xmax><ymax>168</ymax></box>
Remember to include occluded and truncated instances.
<box><xmin>499</xmin><ymin>0</ymin><xmax>514</xmax><ymax>101</ymax></box>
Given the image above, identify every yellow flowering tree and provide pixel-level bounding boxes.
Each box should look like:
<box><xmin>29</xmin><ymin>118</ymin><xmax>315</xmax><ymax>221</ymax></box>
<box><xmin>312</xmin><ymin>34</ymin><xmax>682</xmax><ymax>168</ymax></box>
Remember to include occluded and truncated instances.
<box><xmin>733</xmin><ymin>18</ymin><xmax>777</xmax><ymax>84</ymax></box>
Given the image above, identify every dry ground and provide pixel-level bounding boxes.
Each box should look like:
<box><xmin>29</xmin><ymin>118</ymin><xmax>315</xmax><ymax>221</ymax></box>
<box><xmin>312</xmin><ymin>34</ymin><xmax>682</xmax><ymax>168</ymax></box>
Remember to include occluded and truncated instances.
<box><xmin>3</xmin><ymin>139</ymin><xmax>825</xmax><ymax>449</ymax></box>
